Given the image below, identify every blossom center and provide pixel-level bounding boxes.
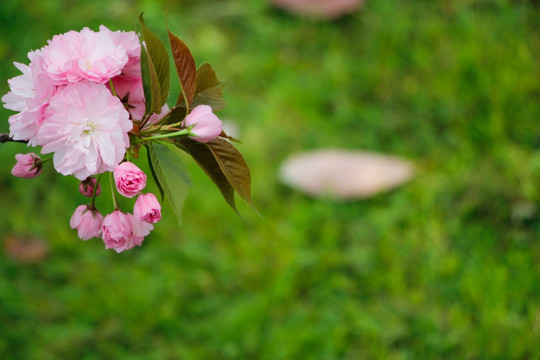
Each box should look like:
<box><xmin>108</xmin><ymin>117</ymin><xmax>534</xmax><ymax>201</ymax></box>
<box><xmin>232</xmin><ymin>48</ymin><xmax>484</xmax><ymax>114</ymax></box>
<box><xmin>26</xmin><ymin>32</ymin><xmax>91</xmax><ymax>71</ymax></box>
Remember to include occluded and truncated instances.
<box><xmin>83</xmin><ymin>122</ymin><xmax>96</xmax><ymax>134</ymax></box>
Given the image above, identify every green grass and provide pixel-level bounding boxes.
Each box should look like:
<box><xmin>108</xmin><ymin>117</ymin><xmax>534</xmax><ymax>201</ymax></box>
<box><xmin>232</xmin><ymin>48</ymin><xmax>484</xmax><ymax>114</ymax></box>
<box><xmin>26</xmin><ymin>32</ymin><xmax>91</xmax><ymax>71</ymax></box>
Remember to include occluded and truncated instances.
<box><xmin>1</xmin><ymin>0</ymin><xmax>540</xmax><ymax>359</ymax></box>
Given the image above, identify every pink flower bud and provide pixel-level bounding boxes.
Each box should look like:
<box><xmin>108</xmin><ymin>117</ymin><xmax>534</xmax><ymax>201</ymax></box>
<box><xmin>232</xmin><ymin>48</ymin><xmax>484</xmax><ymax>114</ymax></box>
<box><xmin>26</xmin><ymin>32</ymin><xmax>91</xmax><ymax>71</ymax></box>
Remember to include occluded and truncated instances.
<box><xmin>70</xmin><ymin>205</ymin><xmax>103</xmax><ymax>240</ymax></box>
<box><xmin>134</xmin><ymin>193</ymin><xmax>161</xmax><ymax>223</ymax></box>
<box><xmin>101</xmin><ymin>210</ymin><xmax>153</xmax><ymax>253</ymax></box>
<box><xmin>79</xmin><ymin>177</ymin><xmax>102</xmax><ymax>197</ymax></box>
<box><xmin>113</xmin><ymin>161</ymin><xmax>147</xmax><ymax>198</ymax></box>
<box><xmin>11</xmin><ymin>153</ymin><xmax>42</xmax><ymax>178</ymax></box>
<box><xmin>129</xmin><ymin>213</ymin><xmax>153</xmax><ymax>246</ymax></box>
<box><xmin>184</xmin><ymin>105</ymin><xmax>222</xmax><ymax>143</ymax></box>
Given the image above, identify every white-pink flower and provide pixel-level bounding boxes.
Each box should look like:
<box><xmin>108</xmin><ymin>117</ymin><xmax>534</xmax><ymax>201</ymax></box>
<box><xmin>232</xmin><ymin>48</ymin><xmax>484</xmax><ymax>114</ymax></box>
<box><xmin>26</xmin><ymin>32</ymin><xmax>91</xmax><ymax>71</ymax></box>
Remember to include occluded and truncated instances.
<box><xmin>184</xmin><ymin>105</ymin><xmax>222</xmax><ymax>143</ymax></box>
<box><xmin>101</xmin><ymin>210</ymin><xmax>152</xmax><ymax>253</ymax></box>
<box><xmin>134</xmin><ymin>193</ymin><xmax>161</xmax><ymax>223</ymax></box>
<box><xmin>113</xmin><ymin>161</ymin><xmax>147</xmax><ymax>198</ymax></box>
<box><xmin>70</xmin><ymin>205</ymin><xmax>104</xmax><ymax>241</ymax></box>
<box><xmin>2</xmin><ymin>62</ymin><xmax>33</xmax><ymax>113</ymax></box>
<box><xmin>37</xmin><ymin>81</ymin><xmax>132</xmax><ymax>180</ymax></box>
<box><xmin>2</xmin><ymin>50</ymin><xmax>56</xmax><ymax>145</ymax></box>
<box><xmin>41</xmin><ymin>26</ymin><xmax>129</xmax><ymax>85</ymax></box>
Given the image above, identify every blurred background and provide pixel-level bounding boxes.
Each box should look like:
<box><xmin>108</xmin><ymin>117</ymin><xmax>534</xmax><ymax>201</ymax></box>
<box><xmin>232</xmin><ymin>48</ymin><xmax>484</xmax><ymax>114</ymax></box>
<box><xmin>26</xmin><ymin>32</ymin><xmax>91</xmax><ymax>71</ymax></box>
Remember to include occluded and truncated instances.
<box><xmin>1</xmin><ymin>0</ymin><xmax>540</xmax><ymax>358</ymax></box>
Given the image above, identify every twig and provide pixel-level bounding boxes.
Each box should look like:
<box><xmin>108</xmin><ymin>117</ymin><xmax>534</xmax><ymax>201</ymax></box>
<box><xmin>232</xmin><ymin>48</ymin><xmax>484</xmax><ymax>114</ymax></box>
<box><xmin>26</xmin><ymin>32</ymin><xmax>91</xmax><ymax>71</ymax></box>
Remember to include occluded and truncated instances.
<box><xmin>0</xmin><ymin>133</ymin><xmax>28</xmax><ymax>144</ymax></box>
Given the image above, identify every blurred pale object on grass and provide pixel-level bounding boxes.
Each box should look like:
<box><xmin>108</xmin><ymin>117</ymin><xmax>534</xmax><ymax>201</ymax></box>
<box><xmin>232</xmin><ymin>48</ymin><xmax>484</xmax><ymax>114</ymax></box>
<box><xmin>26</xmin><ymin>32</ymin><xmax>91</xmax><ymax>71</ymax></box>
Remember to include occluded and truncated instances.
<box><xmin>279</xmin><ymin>149</ymin><xmax>414</xmax><ymax>199</ymax></box>
<box><xmin>273</xmin><ymin>0</ymin><xmax>364</xmax><ymax>19</ymax></box>
<box><xmin>5</xmin><ymin>234</ymin><xmax>48</xmax><ymax>263</ymax></box>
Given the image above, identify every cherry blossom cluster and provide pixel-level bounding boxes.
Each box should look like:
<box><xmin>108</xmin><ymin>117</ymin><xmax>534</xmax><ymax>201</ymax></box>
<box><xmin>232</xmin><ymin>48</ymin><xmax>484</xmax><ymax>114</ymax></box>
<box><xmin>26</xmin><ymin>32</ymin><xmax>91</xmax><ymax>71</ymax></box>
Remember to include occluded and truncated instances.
<box><xmin>70</xmin><ymin>162</ymin><xmax>159</xmax><ymax>253</ymax></box>
<box><xmin>2</xmin><ymin>25</ymin><xmax>224</xmax><ymax>252</ymax></box>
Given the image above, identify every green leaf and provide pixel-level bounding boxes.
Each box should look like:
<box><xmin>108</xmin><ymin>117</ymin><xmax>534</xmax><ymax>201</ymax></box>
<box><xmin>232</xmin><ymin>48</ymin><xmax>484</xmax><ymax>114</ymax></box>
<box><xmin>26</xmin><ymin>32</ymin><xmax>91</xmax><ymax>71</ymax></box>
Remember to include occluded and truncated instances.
<box><xmin>145</xmin><ymin>144</ymin><xmax>164</xmax><ymax>201</ymax></box>
<box><xmin>148</xmin><ymin>142</ymin><xmax>192</xmax><ymax>224</ymax></box>
<box><xmin>191</xmin><ymin>63</ymin><xmax>226</xmax><ymax>111</ymax></box>
<box><xmin>139</xmin><ymin>13</ymin><xmax>170</xmax><ymax>113</ymax></box>
<box><xmin>163</xmin><ymin>105</ymin><xmax>187</xmax><ymax>125</ymax></box>
<box><xmin>139</xmin><ymin>37</ymin><xmax>160</xmax><ymax>115</ymax></box>
<box><xmin>179</xmin><ymin>138</ymin><xmax>238</xmax><ymax>214</ymax></box>
<box><xmin>207</xmin><ymin>138</ymin><xmax>254</xmax><ymax>209</ymax></box>
<box><xmin>168</xmin><ymin>28</ymin><xmax>197</xmax><ymax>107</ymax></box>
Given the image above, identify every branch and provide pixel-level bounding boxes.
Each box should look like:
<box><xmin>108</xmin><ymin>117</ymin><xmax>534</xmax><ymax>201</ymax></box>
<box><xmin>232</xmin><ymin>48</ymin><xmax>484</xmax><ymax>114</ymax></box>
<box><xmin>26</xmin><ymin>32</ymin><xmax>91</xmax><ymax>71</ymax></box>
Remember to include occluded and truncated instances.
<box><xmin>0</xmin><ymin>133</ymin><xmax>28</xmax><ymax>144</ymax></box>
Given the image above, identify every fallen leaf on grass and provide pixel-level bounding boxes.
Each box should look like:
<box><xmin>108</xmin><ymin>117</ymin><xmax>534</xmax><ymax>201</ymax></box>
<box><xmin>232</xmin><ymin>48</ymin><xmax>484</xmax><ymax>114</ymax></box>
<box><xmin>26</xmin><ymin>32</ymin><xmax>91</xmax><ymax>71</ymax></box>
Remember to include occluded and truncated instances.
<box><xmin>5</xmin><ymin>234</ymin><xmax>48</xmax><ymax>263</ymax></box>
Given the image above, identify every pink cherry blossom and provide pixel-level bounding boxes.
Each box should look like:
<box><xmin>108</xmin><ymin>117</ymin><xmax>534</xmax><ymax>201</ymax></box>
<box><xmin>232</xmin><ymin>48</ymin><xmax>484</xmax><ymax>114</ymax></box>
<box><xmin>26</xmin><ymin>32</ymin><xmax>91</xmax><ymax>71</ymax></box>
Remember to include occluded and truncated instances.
<box><xmin>134</xmin><ymin>193</ymin><xmax>161</xmax><ymax>223</ymax></box>
<box><xmin>79</xmin><ymin>177</ymin><xmax>101</xmax><ymax>197</ymax></box>
<box><xmin>129</xmin><ymin>213</ymin><xmax>153</xmax><ymax>246</ymax></box>
<box><xmin>145</xmin><ymin>104</ymin><xmax>170</xmax><ymax>127</ymax></box>
<box><xmin>101</xmin><ymin>211</ymin><xmax>133</xmax><ymax>252</ymax></box>
<box><xmin>119</xmin><ymin>57</ymin><xmax>142</xmax><ymax>80</ymax></box>
<box><xmin>2</xmin><ymin>50</ymin><xmax>56</xmax><ymax>145</ymax></box>
<box><xmin>2</xmin><ymin>62</ymin><xmax>33</xmax><ymax>113</ymax></box>
<box><xmin>70</xmin><ymin>205</ymin><xmax>103</xmax><ymax>240</ymax></box>
<box><xmin>113</xmin><ymin>162</ymin><xmax>147</xmax><ymax>198</ymax></box>
<box><xmin>101</xmin><ymin>210</ymin><xmax>152</xmax><ymax>253</ymax></box>
<box><xmin>109</xmin><ymin>76</ymin><xmax>145</xmax><ymax>120</ymax></box>
<box><xmin>103</xmin><ymin>25</ymin><xmax>145</xmax><ymax>120</ymax></box>
<box><xmin>108</xmin><ymin>69</ymin><xmax>170</xmax><ymax>124</ymax></box>
<box><xmin>11</xmin><ymin>153</ymin><xmax>42</xmax><ymax>178</ymax></box>
<box><xmin>41</xmin><ymin>26</ymin><xmax>129</xmax><ymax>85</ymax></box>
<box><xmin>99</xmin><ymin>25</ymin><xmax>140</xmax><ymax>59</ymax></box>
<box><xmin>109</xmin><ymin>64</ymin><xmax>170</xmax><ymax>123</ymax></box>
<box><xmin>37</xmin><ymin>81</ymin><xmax>132</xmax><ymax>180</ymax></box>
<box><xmin>184</xmin><ymin>105</ymin><xmax>222</xmax><ymax>143</ymax></box>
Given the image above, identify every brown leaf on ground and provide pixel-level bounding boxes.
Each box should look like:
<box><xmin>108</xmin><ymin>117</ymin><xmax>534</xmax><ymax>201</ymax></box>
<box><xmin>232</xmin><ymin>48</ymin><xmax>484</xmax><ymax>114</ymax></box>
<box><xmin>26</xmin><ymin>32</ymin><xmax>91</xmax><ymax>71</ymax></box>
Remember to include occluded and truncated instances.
<box><xmin>5</xmin><ymin>234</ymin><xmax>48</xmax><ymax>263</ymax></box>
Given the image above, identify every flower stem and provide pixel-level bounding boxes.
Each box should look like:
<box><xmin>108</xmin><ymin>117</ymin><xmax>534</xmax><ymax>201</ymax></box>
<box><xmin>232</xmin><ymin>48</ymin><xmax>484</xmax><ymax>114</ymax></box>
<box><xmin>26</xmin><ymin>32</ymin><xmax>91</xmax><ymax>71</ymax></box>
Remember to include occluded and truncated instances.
<box><xmin>139</xmin><ymin>113</ymin><xmax>151</xmax><ymax>130</ymax></box>
<box><xmin>89</xmin><ymin>174</ymin><xmax>102</xmax><ymax>208</ymax></box>
<box><xmin>109</xmin><ymin>172</ymin><xmax>119</xmax><ymax>210</ymax></box>
<box><xmin>108</xmin><ymin>79</ymin><xmax>118</xmax><ymax>97</ymax></box>
<box><xmin>132</xmin><ymin>129</ymin><xmax>190</xmax><ymax>144</ymax></box>
<box><xmin>37</xmin><ymin>156</ymin><xmax>53</xmax><ymax>165</ymax></box>
<box><xmin>181</xmin><ymin>89</ymin><xmax>190</xmax><ymax>115</ymax></box>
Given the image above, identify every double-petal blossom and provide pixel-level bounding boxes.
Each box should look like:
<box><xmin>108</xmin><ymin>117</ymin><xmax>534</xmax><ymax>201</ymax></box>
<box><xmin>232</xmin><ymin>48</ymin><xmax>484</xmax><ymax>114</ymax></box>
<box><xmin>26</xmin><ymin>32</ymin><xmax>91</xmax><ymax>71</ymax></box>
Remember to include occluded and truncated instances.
<box><xmin>37</xmin><ymin>81</ymin><xmax>132</xmax><ymax>180</ymax></box>
<box><xmin>41</xmin><ymin>27</ymin><xmax>129</xmax><ymax>85</ymax></box>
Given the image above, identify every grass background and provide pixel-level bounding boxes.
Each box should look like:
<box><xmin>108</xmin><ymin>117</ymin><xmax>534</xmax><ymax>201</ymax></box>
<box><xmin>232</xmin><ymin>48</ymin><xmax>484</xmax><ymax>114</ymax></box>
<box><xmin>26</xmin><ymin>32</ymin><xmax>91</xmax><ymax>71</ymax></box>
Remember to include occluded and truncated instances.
<box><xmin>1</xmin><ymin>0</ymin><xmax>540</xmax><ymax>358</ymax></box>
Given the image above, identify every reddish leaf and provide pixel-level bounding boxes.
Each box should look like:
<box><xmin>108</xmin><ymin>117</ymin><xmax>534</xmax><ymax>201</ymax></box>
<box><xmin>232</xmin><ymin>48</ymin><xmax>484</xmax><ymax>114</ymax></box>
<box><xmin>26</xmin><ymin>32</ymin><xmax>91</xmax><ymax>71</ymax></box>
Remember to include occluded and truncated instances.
<box><xmin>191</xmin><ymin>63</ymin><xmax>226</xmax><ymax>111</ymax></box>
<box><xmin>219</xmin><ymin>130</ymin><xmax>242</xmax><ymax>144</ymax></box>
<box><xmin>195</xmin><ymin>63</ymin><xmax>221</xmax><ymax>92</ymax></box>
<box><xmin>207</xmin><ymin>138</ymin><xmax>254</xmax><ymax>208</ymax></box>
<box><xmin>168</xmin><ymin>30</ymin><xmax>197</xmax><ymax>107</ymax></box>
<box><xmin>179</xmin><ymin>138</ymin><xmax>238</xmax><ymax>214</ymax></box>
